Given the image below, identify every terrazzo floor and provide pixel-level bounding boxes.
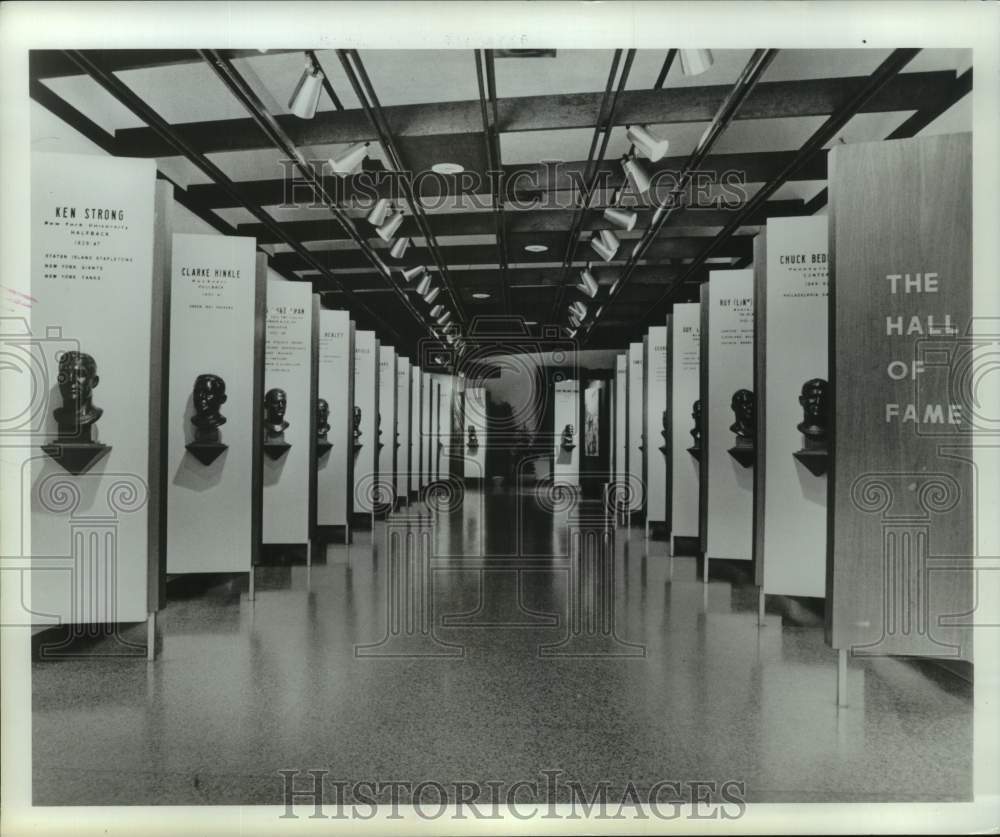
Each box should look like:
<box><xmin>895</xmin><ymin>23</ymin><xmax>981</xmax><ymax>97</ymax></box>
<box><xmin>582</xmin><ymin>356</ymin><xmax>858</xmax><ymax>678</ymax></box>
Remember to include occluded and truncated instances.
<box><xmin>32</xmin><ymin>485</ymin><xmax>972</xmax><ymax>805</ymax></box>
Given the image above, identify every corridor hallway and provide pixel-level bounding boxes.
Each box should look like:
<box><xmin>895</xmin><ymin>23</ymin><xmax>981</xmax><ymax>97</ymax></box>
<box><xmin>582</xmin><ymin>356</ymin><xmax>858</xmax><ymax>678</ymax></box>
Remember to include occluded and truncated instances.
<box><xmin>32</xmin><ymin>486</ymin><xmax>971</xmax><ymax>805</ymax></box>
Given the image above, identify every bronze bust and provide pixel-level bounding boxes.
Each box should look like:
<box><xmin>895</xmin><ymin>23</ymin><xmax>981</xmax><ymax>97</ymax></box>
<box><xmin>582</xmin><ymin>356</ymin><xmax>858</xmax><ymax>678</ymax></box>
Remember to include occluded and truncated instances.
<box><xmin>264</xmin><ymin>388</ymin><xmax>289</xmax><ymax>440</ymax></box>
<box><xmin>797</xmin><ymin>378</ymin><xmax>828</xmax><ymax>441</ymax></box>
<box><xmin>316</xmin><ymin>398</ymin><xmax>331</xmax><ymax>438</ymax></box>
<box><xmin>467</xmin><ymin>425</ymin><xmax>479</xmax><ymax>450</ymax></box>
<box><xmin>53</xmin><ymin>350</ymin><xmax>103</xmax><ymax>439</ymax></box>
<box><xmin>729</xmin><ymin>389</ymin><xmax>755</xmax><ymax>441</ymax></box>
<box><xmin>690</xmin><ymin>400</ymin><xmax>702</xmax><ymax>447</ymax></box>
<box><xmin>561</xmin><ymin>424</ymin><xmax>575</xmax><ymax>451</ymax></box>
<box><xmin>191</xmin><ymin>373</ymin><xmax>227</xmax><ymax>443</ymax></box>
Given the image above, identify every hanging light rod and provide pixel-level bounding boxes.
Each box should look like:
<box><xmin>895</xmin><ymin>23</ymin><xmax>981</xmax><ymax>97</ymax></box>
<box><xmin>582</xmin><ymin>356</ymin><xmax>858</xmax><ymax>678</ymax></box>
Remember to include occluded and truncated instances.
<box><xmin>58</xmin><ymin>49</ymin><xmax>414</xmax><ymax>348</ymax></box>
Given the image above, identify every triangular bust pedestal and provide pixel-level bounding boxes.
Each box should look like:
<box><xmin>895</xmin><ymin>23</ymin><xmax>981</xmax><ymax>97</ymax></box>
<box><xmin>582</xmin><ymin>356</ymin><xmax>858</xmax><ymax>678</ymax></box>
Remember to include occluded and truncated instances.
<box><xmin>185</xmin><ymin>440</ymin><xmax>228</xmax><ymax>466</ymax></box>
<box><xmin>727</xmin><ymin>444</ymin><xmax>756</xmax><ymax>468</ymax></box>
<box><xmin>687</xmin><ymin>446</ymin><xmax>702</xmax><ymax>462</ymax></box>
<box><xmin>316</xmin><ymin>440</ymin><xmax>333</xmax><ymax>458</ymax></box>
<box><xmin>263</xmin><ymin>440</ymin><xmax>292</xmax><ymax>461</ymax></box>
<box><xmin>41</xmin><ymin>441</ymin><xmax>111</xmax><ymax>475</ymax></box>
<box><xmin>793</xmin><ymin>448</ymin><xmax>829</xmax><ymax>477</ymax></box>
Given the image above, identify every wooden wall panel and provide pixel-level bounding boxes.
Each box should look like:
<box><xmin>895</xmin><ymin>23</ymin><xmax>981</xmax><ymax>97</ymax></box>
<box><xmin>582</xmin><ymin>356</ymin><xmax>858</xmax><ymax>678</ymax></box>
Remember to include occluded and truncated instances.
<box><xmin>828</xmin><ymin>133</ymin><xmax>972</xmax><ymax>660</ymax></box>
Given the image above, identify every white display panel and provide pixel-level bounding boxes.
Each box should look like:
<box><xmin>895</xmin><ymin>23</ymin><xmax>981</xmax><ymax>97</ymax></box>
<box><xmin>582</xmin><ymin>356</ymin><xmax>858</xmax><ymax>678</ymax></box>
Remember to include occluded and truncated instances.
<box><xmin>396</xmin><ymin>359</ymin><xmax>411</xmax><ymax>500</ymax></box>
<box><xmin>553</xmin><ymin>378</ymin><xmax>580</xmax><ymax>486</ymax></box>
<box><xmin>30</xmin><ymin>153</ymin><xmax>157</xmax><ymax>624</ymax></box>
<box><xmin>421</xmin><ymin>371</ymin><xmax>433</xmax><ymax>488</ymax></box>
<box><xmin>671</xmin><ymin>303</ymin><xmax>701</xmax><ymax>540</ymax></box>
<box><xmin>353</xmin><ymin>331</ymin><xmax>378</xmax><ymax>513</ymax></box>
<box><xmin>759</xmin><ymin>217</ymin><xmax>829</xmax><ymax>597</ymax></box>
<box><xmin>166</xmin><ymin>234</ymin><xmax>259</xmax><ymax>573</ymax></box>
<box><xmin>464</xmin><ymin>385</ymin><xmax>487</xmax><ymax>479</ymax></box>
<box><xmin>627</xmin><ymin>342</ymin><xmax>645</xmax><ymax>511</ymax></box>
<box><xmin>262</xmin><ymin>280</ymin><xmax>314</xmax><ymax>544</ymax></box>
<box><xmin>316</xmin><ymin>310</ymin><xmax>353</xmax><ymax>528</ymax></box>
<box><xmin>409</xmin><ymin>369</ymin><xmax>421</xmax><ymax>495</ymax></box>
<box><xmin>645</xmin><ymin>325</ymin><xmax>669</xmax><ymax>524</ymax></box>
<box><xmin>378</xmin><ymin>346</ymin><xmax>397</xmax><ymax>507</ymax></box>
<box><xmin>436</xmin><ymin>374</ymin><xmax>454</xmax><ymax>481</ymax></box>
<box><xmin>615</xmin><ymin>354</ymin><xmax>627</xmax><ymax>486</ymax></box>
<box><xmin>705</xmin><ymin>269</ymin><xmax>755</xmax><ymax>561</ymax></box>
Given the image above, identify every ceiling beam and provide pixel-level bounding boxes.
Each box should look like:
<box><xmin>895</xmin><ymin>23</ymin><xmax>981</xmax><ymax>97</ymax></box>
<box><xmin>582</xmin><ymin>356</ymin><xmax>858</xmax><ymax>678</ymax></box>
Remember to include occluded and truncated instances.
<box><xmin>187</xmin><ymin>150</ymin><xmax>826</xmax><ymax>209</ymax></box>
<box><xmin>30</xmin><ymin>48</ymin><xmax>302</xmax><ymax>80</ymax></box>
<box><xmin>111</xmin><ymin>70</ymin><xmax>958</xmax><ymax>157</ymax></box>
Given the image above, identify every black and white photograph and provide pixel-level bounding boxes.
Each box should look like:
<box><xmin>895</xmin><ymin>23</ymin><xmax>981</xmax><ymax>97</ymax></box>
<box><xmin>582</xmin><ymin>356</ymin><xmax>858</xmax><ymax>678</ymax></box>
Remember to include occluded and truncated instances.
<box><xmin>1</xmin><ymin>2</ymin><xmax>998</xmax><ymax>835</ymax></box>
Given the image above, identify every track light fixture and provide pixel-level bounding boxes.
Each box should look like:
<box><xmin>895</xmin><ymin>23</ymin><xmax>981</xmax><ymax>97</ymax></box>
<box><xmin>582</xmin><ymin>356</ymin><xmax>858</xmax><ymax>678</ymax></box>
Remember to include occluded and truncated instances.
<box><xmin>329</xmin><ymin>141</ymin><xmax>370</xmax><ymax>176</ymax></box>
<box><xmin>288</xmin><ymin>60</ymin><xmax>325</xmax><ymax>119</ymax></box>
<box><xmin>389</xmin><ymin>237</ymin><xmax>411</xmax><ymax>259</ymax></box>
<box><xmin>424</xmin><ymin>286</ymin><xmax>441</xmax><ymax>305</ymax></box>
<box><xmin>679</xmin><ymin>49</ymin><xmax>714</xmax><ymax>76</ymax></box>
<box><xmin>569</xmin><ymin>300</ymin><xmax>588</xmax><ymax>321</ymax></box>
<box><xmin>626</xmin><ymin>124</ymin><xmax>670</xmax><ymax>162</ymax></box>
<box><xmin>603</xmin><ymin>206</ymin><xmax>637</xmax><ymax>231</ymax></box>
<box><xmin>622</xmin><ymin>154</ymin><xmax>652</xmax><ymax>196</ymax></box>
<box><xmin>430</xmin><ymin>304</ymin><xmax>445</xmax><ymax>318</ymax></box>
<box><xmin>375</xmin><ymin>209</ymin><xmax>405</xmax><ymax>243</ymax></box>
<box><xmin>367</xmin><ymin>198</ymin><xmax>391</xmax><ymax>227</ymax></box>
<box><xmin>437</xmin><ymin>311</ymin><xmax>452</xmax><ymax>326</ymax></box>
<box><xmin>575</xmin><ymin>266</ymin><xmax>600</xmax><ymax>299</ymax></box>
<box><xmin>590</xmin><ymin>229</ymin><xmax>620</xmax><ymax>262</ymax></box>
<box><xmin>402</xmin><ymin>264</ymin><xmax>425</xmax><ymax>283</ymax></box>
<box><xmin>415</xmin><ymin>273</ymin><xmax>433</xmax><ymax>298</ymax></box>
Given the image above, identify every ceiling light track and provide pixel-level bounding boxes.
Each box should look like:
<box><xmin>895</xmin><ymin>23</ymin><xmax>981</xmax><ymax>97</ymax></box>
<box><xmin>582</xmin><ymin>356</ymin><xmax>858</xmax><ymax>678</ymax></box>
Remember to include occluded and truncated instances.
<box><xmin>579</xmin><ymin>48</ymin><xmax>779</xmax><ymax>345</ymax></box>
<box><xmin>549</xmin><ymin>48</ymin><xmax>636</xmax><ymax>322</ymax></box>
<box><xmin>334</xmin><ymin>49</ymin><xmax>467</xmax><ymax>331</ymax></box>
<box><xmin>196</xmin><ymin>49</ymin><xmax>437</xmax><ymax>343</ymax></box>
<box><xmin>60</xmin><ymin>48</ymin><xmax>411</xmax><ymax>348</ymax></box>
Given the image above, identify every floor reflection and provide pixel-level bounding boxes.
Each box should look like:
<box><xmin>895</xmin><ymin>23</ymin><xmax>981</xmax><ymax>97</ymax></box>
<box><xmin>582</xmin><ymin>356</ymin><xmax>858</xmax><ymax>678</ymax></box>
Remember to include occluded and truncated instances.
<box><xmin>32</xmin><ymin>486</ymin><xmax>971</xmax><ymax>804</ymax></box>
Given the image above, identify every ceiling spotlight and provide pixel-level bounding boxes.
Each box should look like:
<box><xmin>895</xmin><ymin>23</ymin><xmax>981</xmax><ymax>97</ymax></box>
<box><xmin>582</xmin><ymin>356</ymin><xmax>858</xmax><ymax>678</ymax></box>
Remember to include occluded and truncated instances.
<box><xmin>430</xmin><ymin>304</ymin><xmax>445</xmax><ymax>318</ymax></box>
<box><xmin>524</xmin><ymin>244</ymin><xmax>549</xmax><ymax>253</ymax></box>
<box><xmin>679</xmin><ymin>49</ymin><xmax>714</xmax><ymax>76</ymax></box>
<box><xmin>416</xmin><ymin>274</ymin><xmax>434</xmax><ymax>297</ymax></box>
<box><xmin>626</xmin><ymin>124</ymin><xmax>670</xmax><ymax>162</ymax></box>
<box><xmin>402</xmin><ymin>264</ymin><xmax>425</xmax><ymax>283</ymax></box>
<box><xmin>575</xmin><ymin>267</ymin><xmax>600</xmax><ymax>299</ymax></box>
<box><xmin>425</xmin><ymin>286</ymin><xmax>442</xmax><ymax>305</ymax></box>
<box><xmin>288</xmin><ymin>61</ymin><xmax>325</xmax><ymax>119</ymax></box>
<box><xmin>375</xmin><ymin>209</ymin><xmax>405</xmax><ymax>243</ymax></box>
<box><xmin>622</xmin><ymin>154</ymin><xmax>652</xmax><ymax>196</ymax></box>
<box><xmin>432</xmin><ymin>162</ymin><xmax>465</xmax><ymax>175</ymax></box>
<box><xmin>329</xmin><ymin>141</ymin><xmax>370</xmax><ymax>176</ymax></box>
<box><xmin>591</xmin><ymin>236</ymin><xmax>616</xmax><ymax>262</ymax></box>
<box><xmin>590</xmin><ymin>229</ymin><xmax>620</xmax><ymax>262</ymax></box>
<box><xmin>569</xmin><ymin>311</ymin><xmax>582</xmax><ymax>328</ymax></box>
<box><xmin>472</xmin><ymin>292</ymin><xmax>491</xmax><ymax>299</ymax></box>
<box><xmin>389</xmin><ymin>237</ymin><xmax>411</xmax><ymax>259</ymax></box>
<box><xmin>437</xmin><ymin>311</ymin><xmax>452</xmax><ymax>326</ymax></box>
<box><xmin>367</xmin><ymin>198</ymin><xmax>392</xmax><ymax>227</ymax></box>
<box><xmin>603</xmin><ymin>206</ymin><xmax>637</xmax><ymax>231</ymax></box>
<box><xmin>569</xmin><ymin>300</ymin><xmax>588</xmax><ymax>321</ymax></box>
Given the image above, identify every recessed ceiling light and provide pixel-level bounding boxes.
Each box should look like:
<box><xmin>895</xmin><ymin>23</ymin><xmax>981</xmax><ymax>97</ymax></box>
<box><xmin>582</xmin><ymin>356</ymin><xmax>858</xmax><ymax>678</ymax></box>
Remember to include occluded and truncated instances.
<box><xmin>432</xmin><ymin>162</ymin><xmax>464</xmax><ymax>175</ymax></box>
<box><xmin>472</xmin><ymin>292</ymin><xmax>491</xmax><ymax>299</ymax></box>
<box><xmin>524</xmin><ymin>244</ymin><xmax>548</xmax><ymax>253</ymax></box>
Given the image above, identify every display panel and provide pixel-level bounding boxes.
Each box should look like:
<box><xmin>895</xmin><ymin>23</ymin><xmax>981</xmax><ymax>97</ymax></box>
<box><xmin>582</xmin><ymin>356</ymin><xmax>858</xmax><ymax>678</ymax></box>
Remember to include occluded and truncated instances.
<box><xmin>378</xmin><ymin>345</ymin><xmax>397</xmax><ymax>509</ymax></box>
<box><xmin>422</xmin><ymin>371</ymin><xmax>433</xmax><ymax>488</ymax></box>
<box><xmin>316</xmin><ymin>309</ymin><xmax>353</xmax><ymax>528</ymax></box>
<box><xmin>30</xmin><ymin>153</ymin><xmax>158</xmax><ymax>623</ymax></box>
<box><xmin>705</xmin><ymin>269</ymin><xmax>755</xmax><ymax>561</ymax></box>
<box><xmin>645</xmin><ymin>324</ymin><xmax>669</xmax><ymax>525</ymax></box>
<box><xmin>615</xmin><ymin>354</ymin><xmax>627</xmax><ymax>488</ymax></box>
<box><xmin>553</xmin><ymin>378</ymin><xmax>580</xmax><ymax>486</ymax></box>
<box><xmin>671</xmin><ymin>303</ymin><xmax>701</xmax><ymax>541</ymax></box>
<box><xmin>627</xmin><ymin>342</ymin><xmax>644</xmax><ymax>512</ymax></box>
<box><xmin>261</xmin><ymin>279</ymin><xmax>313</xmax><ymax>545</ymax></box>
<box><xmin>166</xmin><ymin>233</ymin><xmax>260</xmax><ymax>573</ymax></box>
<box><xmin>828</xmin><ymin>134</ymin><xmax>972</xmax><ymax>660</ymax></box>
<box><xmin>464</xmin><ymin>385</ymin><xmax>487</xmax><ymax>479</ymax></box>
<box><xmin>756</xmin><ymin>216</ymin><xmax>829</xmax><ymax>597</ymax></box>
<box><xmin>353</xmin><ymin>331</ymin><xmax>379</xmax><ymax>514</ymax></box>
<box><xmin>396</xmin><ymin>358</ymin><xmax>411</xmax><ymax>501</ymax></box>
<box><xmin>436</xmin><ymin>374</ymin><xmax>455</xmax><ymax>482</ymax></box>
<box><xmin>409</xmin><ymin>369</ymin><xmax>421</xmax><ymax>496</ymax></box>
